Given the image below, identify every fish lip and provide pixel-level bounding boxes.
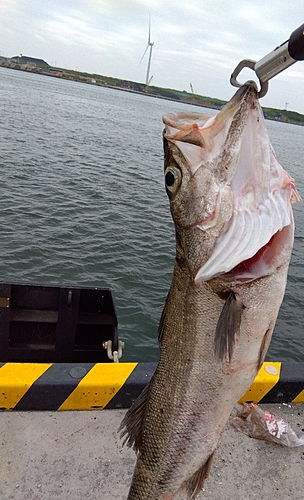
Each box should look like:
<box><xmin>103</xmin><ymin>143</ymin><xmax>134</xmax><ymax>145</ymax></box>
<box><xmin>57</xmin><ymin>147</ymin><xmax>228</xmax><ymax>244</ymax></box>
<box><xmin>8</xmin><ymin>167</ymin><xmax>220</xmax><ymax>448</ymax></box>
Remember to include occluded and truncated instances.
<box><xmin>184</xmin><ymin>221</ymin><xmax>212</xmax><ymax>230</ymax></box>
<box><xmin>184</xmin><ymin>212</ymin><xmax>217</xmax><ymax>231</ymax></box>
<box><xmin>162</xmin><ymin>81</ymin><xmax>258</xmax><ymax>131</ymax></box>
<box><xmin>224</xmin><ymin>80</ymin><xmax>259</xmax><ymax>112</ymax></box>
<box><xmin>231</xmin><ymin>80</ymin><xmax>258</xmax><ymax>100</ymax></box>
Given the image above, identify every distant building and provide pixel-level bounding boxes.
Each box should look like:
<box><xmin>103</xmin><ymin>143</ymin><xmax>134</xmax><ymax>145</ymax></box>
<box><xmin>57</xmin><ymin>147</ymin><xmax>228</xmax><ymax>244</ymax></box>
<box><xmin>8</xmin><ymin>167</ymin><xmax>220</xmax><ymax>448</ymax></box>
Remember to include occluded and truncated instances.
<box><xmin>0</xmin><ymin>56</ymin><xmax>9</xmax><ymax>66</ymax></box>
<box><xmin>11</xmin><ymin>56</ymin><xmax>49</xmax><ymax>67</ymax></box>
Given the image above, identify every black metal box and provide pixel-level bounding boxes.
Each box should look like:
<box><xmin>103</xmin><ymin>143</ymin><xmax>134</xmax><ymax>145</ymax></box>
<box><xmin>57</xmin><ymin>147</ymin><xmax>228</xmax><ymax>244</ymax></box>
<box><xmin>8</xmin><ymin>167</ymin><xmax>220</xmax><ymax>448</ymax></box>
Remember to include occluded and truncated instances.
<box><xmin>0</xmin><ymin>283</ymin><xmax>118</xmax><ymax>362</ymax></box>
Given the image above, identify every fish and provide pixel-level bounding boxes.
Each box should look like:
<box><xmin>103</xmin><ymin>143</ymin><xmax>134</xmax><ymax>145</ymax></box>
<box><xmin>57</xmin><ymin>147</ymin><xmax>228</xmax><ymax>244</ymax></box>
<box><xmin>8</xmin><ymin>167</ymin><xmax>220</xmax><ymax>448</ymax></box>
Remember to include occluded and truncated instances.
<box><xmin>120</xmin><ymin>81</ymin><xmax>300</xmax><ymax>500</ymax></box>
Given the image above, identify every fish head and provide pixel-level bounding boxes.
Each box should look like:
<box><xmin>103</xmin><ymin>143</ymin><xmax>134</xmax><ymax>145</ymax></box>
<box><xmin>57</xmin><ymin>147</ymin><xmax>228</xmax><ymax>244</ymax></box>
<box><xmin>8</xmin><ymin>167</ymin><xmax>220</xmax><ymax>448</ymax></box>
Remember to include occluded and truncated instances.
<box><xmin>163</xmin><ymin>82</ymin><xmax>300</xmax><ymax>284</ymax></box>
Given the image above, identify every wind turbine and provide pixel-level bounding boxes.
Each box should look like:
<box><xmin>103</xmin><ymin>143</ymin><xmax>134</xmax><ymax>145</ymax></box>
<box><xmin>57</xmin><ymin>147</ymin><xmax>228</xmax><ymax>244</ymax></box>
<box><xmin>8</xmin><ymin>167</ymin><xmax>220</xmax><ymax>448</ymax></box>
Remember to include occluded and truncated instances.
<box><xmin>139</xmin><ymin>18</ymin><xmax>154</xmax><ymax>87</ymax></box>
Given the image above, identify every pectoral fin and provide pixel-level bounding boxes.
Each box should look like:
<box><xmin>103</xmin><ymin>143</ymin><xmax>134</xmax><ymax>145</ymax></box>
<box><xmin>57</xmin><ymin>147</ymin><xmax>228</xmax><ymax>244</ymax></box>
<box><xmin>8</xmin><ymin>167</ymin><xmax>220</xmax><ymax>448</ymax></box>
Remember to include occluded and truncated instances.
<box><xmin>214</xmin><ymin>292</ymin><xmax>245</xmax><ymax>362</ymax></box>
<box><xmin>157</xmin><ymin>300</ymin><xmax>167</xmax><ymax>345</ymax></box>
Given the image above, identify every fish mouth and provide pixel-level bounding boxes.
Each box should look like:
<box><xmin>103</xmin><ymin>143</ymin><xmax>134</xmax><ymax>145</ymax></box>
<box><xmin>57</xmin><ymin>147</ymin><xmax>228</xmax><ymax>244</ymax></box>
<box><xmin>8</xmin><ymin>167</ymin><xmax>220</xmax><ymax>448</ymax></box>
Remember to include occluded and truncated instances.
<box><xmin>217</xmin><ymin>223</ymin><xmax>295</xmax><ymax>283</ymax></box>
<box><xmin>163</xmin><ymin>82</ymin><xmax>259</xmax><ymax>178</ymax></box>
<box><xmin>194</xmin><ymin>84</ymin><xmax>300</xmax><ymax>284</ymax></box>
<box><xmin>163</xmin><ymin>82</ymin><xmax>300</xmax><ymax>285</ymax></box>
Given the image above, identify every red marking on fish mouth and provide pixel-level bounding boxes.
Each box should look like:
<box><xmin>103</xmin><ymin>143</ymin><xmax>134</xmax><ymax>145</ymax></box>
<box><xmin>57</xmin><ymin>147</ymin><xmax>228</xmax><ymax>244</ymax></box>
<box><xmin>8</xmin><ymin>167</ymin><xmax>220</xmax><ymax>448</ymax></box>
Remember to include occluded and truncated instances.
<box><xmin>230</xmin><ymin>234</ymin><xmax>276</xmax><ymax>274</ymax></box>
<box><xmin>228</xmin><ymin>225</ymin><xmax>292</xmax><ymax>279</ymax></box>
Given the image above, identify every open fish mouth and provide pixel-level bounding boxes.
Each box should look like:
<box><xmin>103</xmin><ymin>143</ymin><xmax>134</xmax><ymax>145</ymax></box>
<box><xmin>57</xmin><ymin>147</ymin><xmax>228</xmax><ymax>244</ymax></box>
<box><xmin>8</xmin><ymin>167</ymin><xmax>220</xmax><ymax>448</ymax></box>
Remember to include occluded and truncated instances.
<box><xmin>163</xmin><ymin>82</ymin><xmax>301</xmax><ymax>284</ymax></box>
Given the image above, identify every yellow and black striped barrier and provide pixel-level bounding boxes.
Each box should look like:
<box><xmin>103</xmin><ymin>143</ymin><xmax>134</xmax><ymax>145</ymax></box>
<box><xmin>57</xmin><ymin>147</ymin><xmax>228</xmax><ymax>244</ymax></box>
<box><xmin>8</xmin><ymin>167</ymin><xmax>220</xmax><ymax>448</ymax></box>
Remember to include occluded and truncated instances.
<box><xmin>0</xmin><ymin>361</ymin><xmax>303</xmax><ymax>411</ymax></box>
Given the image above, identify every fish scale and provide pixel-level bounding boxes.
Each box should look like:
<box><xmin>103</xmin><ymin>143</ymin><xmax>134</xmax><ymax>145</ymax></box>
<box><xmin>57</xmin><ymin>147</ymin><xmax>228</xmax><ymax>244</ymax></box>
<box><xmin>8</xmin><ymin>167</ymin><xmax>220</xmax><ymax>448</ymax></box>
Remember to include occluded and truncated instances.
<box><xmin>120</xmin><ymin>82</ymin><xmax>300</xmax><ymax>499</ymax></box>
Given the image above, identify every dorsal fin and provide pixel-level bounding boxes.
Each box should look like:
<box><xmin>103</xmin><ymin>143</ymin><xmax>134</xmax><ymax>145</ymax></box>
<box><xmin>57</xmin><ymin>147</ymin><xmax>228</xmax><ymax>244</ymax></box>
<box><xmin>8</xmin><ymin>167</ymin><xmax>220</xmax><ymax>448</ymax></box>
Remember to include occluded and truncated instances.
<box><xmin>214</xmin><ymin>292</ymin><xmax>245</xmax><ymax>362</ymax></box>
<box><xmin>119</xmin><ymin>301</ymin><xmax>167</xmax><ymax>450</ymax></box>
<box><xmin>157</xmin><ymin>300</ymin><xmax>168</xmax><ymax>345</ymax></box>
<box><xmin>182</xmin><ymin>451</ymin><xmax>215</xmax><ymax>499</ymax></box>
<box><xmin>118</xmin><ymin>381</ymin><xmax>151</xmax><ymax>452</ymax></box>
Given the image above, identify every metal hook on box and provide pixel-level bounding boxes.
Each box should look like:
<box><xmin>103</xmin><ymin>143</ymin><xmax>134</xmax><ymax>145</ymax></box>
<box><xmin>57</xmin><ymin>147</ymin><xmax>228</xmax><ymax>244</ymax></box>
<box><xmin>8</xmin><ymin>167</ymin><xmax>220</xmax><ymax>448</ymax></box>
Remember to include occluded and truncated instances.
<box><xmin>103</xmin><ymin>339</ymin><xmax>125</xmax><ymax>362</ymax></box>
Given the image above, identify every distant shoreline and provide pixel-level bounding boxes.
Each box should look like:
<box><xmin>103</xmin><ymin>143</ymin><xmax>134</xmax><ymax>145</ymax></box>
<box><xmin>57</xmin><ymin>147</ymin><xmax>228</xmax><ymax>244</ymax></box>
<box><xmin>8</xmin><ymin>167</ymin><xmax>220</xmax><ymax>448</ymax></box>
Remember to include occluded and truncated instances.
<box><xmin>1</xmin><ymin>60</ymin><xmax>303</xmax><ymax>126</ymax></box>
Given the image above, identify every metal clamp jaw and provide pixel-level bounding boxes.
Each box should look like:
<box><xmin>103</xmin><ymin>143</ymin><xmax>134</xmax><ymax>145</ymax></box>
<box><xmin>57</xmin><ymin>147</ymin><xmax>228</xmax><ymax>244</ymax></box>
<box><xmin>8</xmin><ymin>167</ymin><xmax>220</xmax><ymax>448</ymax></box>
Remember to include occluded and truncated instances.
<box><xmin>230</xmin><ymin>59</ymin><xmax>269</xmax><ymax>98</ymax></box>
<box><xmin>231</xmin><ymin>24</ymin><xmax>304</xmax><ymax>98</ymax></box>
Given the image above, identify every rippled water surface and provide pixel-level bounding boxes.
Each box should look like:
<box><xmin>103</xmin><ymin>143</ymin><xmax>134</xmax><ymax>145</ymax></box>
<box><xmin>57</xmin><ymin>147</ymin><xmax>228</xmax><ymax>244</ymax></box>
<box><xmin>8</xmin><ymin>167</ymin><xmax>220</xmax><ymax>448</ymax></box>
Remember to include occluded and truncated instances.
<box><xmin>1</xmin><ymin>67</ymin><xmax>304</xmax><ymax>361</ymax></box>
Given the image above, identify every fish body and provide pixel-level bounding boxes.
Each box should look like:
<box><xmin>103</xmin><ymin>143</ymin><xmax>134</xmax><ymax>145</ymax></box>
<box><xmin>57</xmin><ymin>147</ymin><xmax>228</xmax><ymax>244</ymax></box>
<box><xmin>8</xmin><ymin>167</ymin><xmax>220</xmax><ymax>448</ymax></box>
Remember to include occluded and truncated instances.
<box><xmin>120</xmin><ymin>82</ymin><xmax>300</xmax><ymax>499</ymax></box>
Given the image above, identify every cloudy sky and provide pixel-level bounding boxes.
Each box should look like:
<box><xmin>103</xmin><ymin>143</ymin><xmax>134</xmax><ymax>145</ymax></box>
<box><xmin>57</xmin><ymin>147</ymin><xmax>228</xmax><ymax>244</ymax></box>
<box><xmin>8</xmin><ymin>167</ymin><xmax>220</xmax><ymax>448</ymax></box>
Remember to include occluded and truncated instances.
<box><xmin>1</xmin><ymin>0</ymin><xmax>304</xmax><ymax>112</ymax></box>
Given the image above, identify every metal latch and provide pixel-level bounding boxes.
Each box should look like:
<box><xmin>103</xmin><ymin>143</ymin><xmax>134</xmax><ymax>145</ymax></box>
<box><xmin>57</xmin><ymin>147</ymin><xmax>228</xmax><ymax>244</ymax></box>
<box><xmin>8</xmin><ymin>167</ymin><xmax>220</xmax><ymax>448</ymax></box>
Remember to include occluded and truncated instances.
<box><xmin>103</xmin><ymin>340</ymin><xmax>125</xmax><ymax>363</ymax></box>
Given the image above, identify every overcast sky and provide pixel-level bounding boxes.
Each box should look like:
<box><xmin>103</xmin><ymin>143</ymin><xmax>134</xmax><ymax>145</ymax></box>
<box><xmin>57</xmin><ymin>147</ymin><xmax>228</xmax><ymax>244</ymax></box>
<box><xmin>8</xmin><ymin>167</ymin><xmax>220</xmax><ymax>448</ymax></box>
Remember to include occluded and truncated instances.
<box><xmin>1</xmin><ymin>0</ymin><xmax>304</xmax><ymax>113</ymax></box>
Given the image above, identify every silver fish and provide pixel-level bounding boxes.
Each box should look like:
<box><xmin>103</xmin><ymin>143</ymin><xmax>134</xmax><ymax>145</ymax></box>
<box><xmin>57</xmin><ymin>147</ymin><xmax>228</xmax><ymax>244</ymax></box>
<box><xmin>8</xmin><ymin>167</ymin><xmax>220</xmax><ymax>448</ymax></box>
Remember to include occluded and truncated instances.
<box><xmin>120</xmin><ymin>82</ymin><xmax>300</xmax><ymax>499</ymax></box>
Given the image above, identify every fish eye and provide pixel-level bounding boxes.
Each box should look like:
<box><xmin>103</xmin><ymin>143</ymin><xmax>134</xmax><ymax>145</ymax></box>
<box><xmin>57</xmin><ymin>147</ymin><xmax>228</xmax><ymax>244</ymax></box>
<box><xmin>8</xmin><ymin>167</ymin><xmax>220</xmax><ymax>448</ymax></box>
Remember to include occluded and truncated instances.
<box><xmin>164</xmin><ymin>166</ymin><xmax>182</xmax><ymax>194</ymax></box>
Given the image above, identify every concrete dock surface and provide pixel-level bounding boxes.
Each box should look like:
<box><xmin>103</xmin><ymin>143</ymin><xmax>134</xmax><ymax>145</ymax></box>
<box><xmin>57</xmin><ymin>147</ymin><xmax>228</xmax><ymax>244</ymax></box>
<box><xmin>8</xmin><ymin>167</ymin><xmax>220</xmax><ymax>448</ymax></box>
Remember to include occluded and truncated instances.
<box><xmin>0</xmin><ymin>404</ymin><xmax>303</xmax><ymax>500</ymax></box>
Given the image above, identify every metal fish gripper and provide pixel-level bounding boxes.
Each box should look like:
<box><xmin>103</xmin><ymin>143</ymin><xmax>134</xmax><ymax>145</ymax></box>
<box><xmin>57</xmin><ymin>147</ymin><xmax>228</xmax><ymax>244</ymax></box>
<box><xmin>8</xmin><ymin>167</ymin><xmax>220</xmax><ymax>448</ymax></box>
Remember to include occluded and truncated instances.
<box><xmin>230</xmin><ymin>23</ymin><xmax>304</xmax><ymax>98</ymax></box>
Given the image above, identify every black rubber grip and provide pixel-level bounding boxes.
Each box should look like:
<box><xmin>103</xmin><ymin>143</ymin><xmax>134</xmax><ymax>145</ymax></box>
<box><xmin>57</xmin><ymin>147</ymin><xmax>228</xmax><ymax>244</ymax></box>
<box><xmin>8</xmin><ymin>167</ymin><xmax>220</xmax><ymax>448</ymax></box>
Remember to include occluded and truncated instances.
<box><xmin>288</xmin><ymin>24</ymin><xmax>304</xmax><ymax>60</ymax></box>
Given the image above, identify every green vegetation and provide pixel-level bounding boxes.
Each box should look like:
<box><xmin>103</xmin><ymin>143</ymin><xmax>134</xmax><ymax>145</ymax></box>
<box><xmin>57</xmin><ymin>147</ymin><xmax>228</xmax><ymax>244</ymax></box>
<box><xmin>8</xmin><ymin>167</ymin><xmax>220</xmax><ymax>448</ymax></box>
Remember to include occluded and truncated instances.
<box><xmin>263</xmin><ymin>107</ymin><xmax>304</xmax><ymax>125</ymax></box>
<box><xmin>133</xmin><ymin>84</ymin><xmax>226</xmax><ymax>109</ymax></box>
<box><xmin>66</xmin><ymin>69</ymin><xmax>120</xmax><ymax>86</ymax></box>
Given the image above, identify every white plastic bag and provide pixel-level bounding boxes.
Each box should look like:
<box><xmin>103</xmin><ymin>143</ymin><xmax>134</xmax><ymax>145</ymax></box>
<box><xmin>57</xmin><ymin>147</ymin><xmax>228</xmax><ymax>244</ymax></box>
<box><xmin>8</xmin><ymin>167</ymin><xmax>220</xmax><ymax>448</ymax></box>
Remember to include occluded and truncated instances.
<box><xmin>231</xmin><ymin>402</ymin><xmax>304</xmax><ymax>447</ymax></box>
